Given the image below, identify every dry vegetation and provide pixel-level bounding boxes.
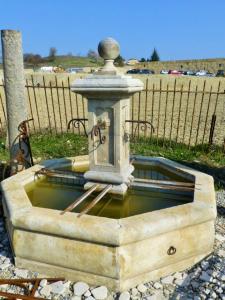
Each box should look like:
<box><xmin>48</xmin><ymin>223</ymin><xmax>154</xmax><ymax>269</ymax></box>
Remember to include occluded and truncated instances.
<box><xmin>0</xmin><ymin>73</ymin><xmax>224</xmax><ymax>147</ymax></box>
<box><xmin>137</xmin><ymin>58</ymin><xmax>225</xmax><ymax>74</ymax></box>
<box><xmin>132</xmin><ymin>75</ymin><xmax>225</xmax><ymax>146</ymax></box>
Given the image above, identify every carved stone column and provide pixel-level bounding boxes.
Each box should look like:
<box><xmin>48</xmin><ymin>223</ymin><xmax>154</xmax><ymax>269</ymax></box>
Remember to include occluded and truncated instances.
<box><xmin>71</xmin><ymin>37</ymin><xmax>143</xmax><ymax>194</ymax></box>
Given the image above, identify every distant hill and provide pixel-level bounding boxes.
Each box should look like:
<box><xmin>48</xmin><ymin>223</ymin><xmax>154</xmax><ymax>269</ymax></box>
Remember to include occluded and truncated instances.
<box><xmin>137</xmin><ymin>58</ymin><xmax>225</xmax><ymax>74</ymax></box>
<box><xmin>24</xmin><ymin>55</ymin><xmax>104</xmax><ymax>69</ymax></box>
<box><xmin>0</xmin><ymin>55</ymin><xmax>103</xmax><ymax>70</ymax></box>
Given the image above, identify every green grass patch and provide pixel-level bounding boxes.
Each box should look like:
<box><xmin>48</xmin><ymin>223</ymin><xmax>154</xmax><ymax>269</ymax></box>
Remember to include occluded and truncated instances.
<box><xmin>0</xmin><ymin>133</ymin><xmax>224</xmax><ymax>188</ymax></box>
<box><xmin>131</xmin><ymin>137</ymin><xmax>225</xmax><ymax>167</ymax></box>
<box><xmin>24</xmin><ymin>55</ymin><xmax>104</xmax><ymax>69</ymax></box>
<box><xmin>0</xmin><ymin>133</ymin><xmax>224</xmax><ymax>166</ymax></box>
<box><xmin>52</xmin><ymin>55</ymin><xmax>104</xmax><ymax>68</ymax></box>
<box><xmin>0</xmin><ymin>133</ymin><xmax>88</xmax><ymax>161</ymax></box>
<box><xmin>29</xmin><ymin>133</ymin><xmax>88</xmax><ymax>159</ymax></box>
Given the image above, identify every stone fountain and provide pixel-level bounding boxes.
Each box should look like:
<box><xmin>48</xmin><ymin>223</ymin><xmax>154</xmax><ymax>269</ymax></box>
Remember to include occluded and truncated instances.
<box><xmin>1</xmin><ymin>38</ymin><xmax>216</xmax><ymax>291</ymax></box>
<box><xmin>72</xmin><ymin>37</ymin><xmax>143</xmax><ymax>196</ymax></box>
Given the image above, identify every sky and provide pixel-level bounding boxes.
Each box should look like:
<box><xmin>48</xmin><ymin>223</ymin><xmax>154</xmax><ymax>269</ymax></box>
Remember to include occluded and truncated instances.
<box><xmin>0</xmin><ymin>0</ymin><xmax>225</xmax><ymax>61</ymax></box>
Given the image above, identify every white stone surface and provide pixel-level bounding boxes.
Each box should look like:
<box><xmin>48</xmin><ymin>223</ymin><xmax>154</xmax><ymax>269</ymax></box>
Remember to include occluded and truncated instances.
<box><xmin>146</xmin><ymin>291</ymin><xmax>166</xmax><ymax>300</ymax></box>
<box><xmin>201</xmin><ymin>261</ymin><xmax>210</xmax><ymax>270</ymax></box>
<box><xmin>73</xmin><ymin>281</ymin><xmax>89</xmax><ymax>296</ymax></box>
<box><xmin>119</xmin><ymin>291</ymin><xmax>130</xmax><ymax>300</ymax></box>
<box><xmin>0</xmin><ymin>262</ymin><xmax>11</xmax><ymax>270</ymax></box>
<box><xmin>219</xmin><ymin>274</ymin><xmax>225</xmax><ymax>281</ymax></box>
<box><xmin>161</xmin><ymin>275</ymin><xmax>174</xmax><ymax>285</ymax></box>
<box><xmin>131</xmin><ymin>288</ymin><xmax>138</xmax><ymax>296</ymax></box>
<box><xmin>86</xmin><ymin>297</ymin><xmax>95</xmax><ymax>300</ymax></box>
<box><xmin>91</xmin><ymin>286</ymin><xmax>108</xmax><ymax>299</ymax></box>
<box><xmin>84</xmin><ymin>290</ymin><xmax>91</xmax><ymax>297</ymax></box>
<box><xmin>40</xmin><ymin>285</ymin><xmax>52</xmax><ymax>297</ymax></box>
<box><xmin>137</xmin><ymin>283</ymin><xmax>147</xmax><ymax>293</ymax></box>
<box><xmin>39</xmin><ymin>279</ymin><xmax>48</xmax><ymax>287</ymax></box>
<box><xmin>215</xmin><ymin>233</ymin><xmax>225</xmax><ymax>242</ymax></box>
<box><xmin>153</xmin><ymin>282</ymin><xmax>162</xmax><ymax>289</ymax></box>
<box><xmin>14</xmin><ymin>268</ymin><xmax>28</xmax><ymax>278</ymax></box>
<box><xmin>200</xmin><ymin>271</ymin><xmax>211</xmax><ymax>282</ymax></box>
<box><xmin>173</xmin><ymin>272</ymin><xmax>183</xmax><ymax>279</ymax></box>
<box><xmin>218</xmin><ymin>249</ymin><xmax>225</xmax><ymax>257</ymax></box>
<box><xmin>49</xmin><ymin>281</ymin><xmax>66</xmax><ymax>294</ymax></box>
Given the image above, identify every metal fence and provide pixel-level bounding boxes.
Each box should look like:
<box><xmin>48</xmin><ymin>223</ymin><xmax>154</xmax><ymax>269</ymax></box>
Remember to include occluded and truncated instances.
<box><xmin>0</xmin><ymin>75</ymin><xmax>224</xmax><ymax>147</ymax></box>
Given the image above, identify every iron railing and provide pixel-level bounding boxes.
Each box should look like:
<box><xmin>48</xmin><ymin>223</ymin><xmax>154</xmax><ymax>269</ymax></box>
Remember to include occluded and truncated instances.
<box><xmin>0</xmin><ymin>75</ymin><xmax>224</xmax><ymax>147</ymax></box>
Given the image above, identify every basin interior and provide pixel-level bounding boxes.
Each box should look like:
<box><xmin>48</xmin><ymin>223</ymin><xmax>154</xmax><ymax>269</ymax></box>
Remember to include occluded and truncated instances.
<box><xmin>25</xmin><ymin>162</ymin><xmax>194</xmax><ymax>219</ymax></box>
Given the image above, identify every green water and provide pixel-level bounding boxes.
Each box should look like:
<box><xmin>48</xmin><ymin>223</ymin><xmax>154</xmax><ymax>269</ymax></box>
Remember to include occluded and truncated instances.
<box><xmin>25</xmin><ymin>163</ymin><xmax>193</xmax><ymax>219</ymax></box>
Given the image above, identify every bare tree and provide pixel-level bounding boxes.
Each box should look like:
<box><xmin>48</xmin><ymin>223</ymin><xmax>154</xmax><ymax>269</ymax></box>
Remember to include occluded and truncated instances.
<box><xmin>49</xmin><ymin>47</ymin><xmax>57</xmax><ymax>61</ymax></box>
<box><xmin>87</xmin><ymin>49</ymin><xmax>98</xmax><ymax>62</ymax></box>
<box><xmin>114</xmin><ymin>55</ymin><xmax>125</xmax><ymax>67</ymax></box>
<box><xmin>23</xmin><ymin>53</ymin><xmax>44</xmax><ymax>66</ymax></box>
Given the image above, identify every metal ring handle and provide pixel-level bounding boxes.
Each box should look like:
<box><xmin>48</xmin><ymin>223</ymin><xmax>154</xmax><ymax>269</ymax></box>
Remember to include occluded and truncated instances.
<box><xmin>167</xmin><ymin>246</ymin><xmax>176</xmax><ymax>255</ymax></box>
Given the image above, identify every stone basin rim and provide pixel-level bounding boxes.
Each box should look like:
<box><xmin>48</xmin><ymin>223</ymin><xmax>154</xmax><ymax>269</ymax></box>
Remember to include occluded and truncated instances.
<box><xmin>1</xmin><ymin>155</ymin><xmax>216</xmax><ymax>246</ymax></box>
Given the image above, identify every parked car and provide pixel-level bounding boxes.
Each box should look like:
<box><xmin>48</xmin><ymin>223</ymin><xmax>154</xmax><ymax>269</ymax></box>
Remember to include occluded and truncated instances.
<box><xmin>195</xmin><ymin>70</ymin><xmax>215</xmax><ymax>77</ymax></box>
<box><xmin>206</xmin><ymin>72</ymin><xmax>215</xmax><ymax>77</ymax></box>
<box><xmin>126</xmin><ymin>69</ymin><xmax>141</xmax><ymax>74</ymax></box>
<box><xmin>195</xmin><ymin>70</ymin><xmax>207</xmax><ymax>76</ymax></box>
<box><xmin>139</xmin><ymin>69</ymin><xmax>155</xmax><ymax>74</ymax></box>
<box><xmin>40</xmin><ymin>66</ymin><xmax>55</xmax><ymax>73</ymax></box>
<box><xmin>216</xmin><ymin>70</ymin><xmax>225</xmax><ymax>77</ymax></box>
<box><xmin>168</xmin><ymin>70</ymin><xmax>182</xmax><ymax>75</ymax></box>
<box><xmin>160</xmin><ymin>70</ymin><xmax>169</xmax><ymax>74</ymax></box>
<box><xmin>66</xmin><ymin>67</ymin><xmax>83</xmax><ymax>73</ymax></box>
<box><xmin>183</xmin><ymin>70</ymin><xmax>196</xmax><ymax>76</ymax></box>
<box><xmin>126</xmin><ymin>69</ymin><xmax>154</xmax><ymax>75</ymax></box>
<box><xmin>39</xmin><ymin>66</ymin><xmax>65</xmax><ymax>73</ymax></box>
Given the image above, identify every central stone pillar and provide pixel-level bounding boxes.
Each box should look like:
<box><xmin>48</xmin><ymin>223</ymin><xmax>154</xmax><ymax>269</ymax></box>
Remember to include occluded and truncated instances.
<box><xmin>71</xmin><ymin>38</ymin><xmax>143</xmax><ymax>194</ymax></box>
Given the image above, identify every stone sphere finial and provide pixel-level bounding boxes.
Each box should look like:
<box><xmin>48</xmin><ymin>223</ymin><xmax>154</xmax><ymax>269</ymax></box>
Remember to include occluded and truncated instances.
<box><xmin>98</xmin><ymin>37</ymin><xmax>120</xmax><ymax>61</ymax></box>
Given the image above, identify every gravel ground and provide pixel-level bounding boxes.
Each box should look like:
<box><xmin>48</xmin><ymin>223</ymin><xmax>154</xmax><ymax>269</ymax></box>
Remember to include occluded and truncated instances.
<box><xmin>0</xmin><ymin>191</ymin><xmax>225</xmax><ymax>300</ymax></box>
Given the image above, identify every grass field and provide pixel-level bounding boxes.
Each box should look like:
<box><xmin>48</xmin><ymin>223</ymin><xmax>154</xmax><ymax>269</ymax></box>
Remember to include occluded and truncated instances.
<box><xmin>22</xmin><ymin>55</ymin><xmax>104</xmax><ymax>70</ymax></box>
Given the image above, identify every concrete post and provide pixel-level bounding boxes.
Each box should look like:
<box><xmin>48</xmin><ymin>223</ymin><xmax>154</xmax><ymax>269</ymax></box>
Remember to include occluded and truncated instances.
<box><xmin>1</xmin><ymin>30</ymin><xmax>31</xmax><ymax>170</ymax></box>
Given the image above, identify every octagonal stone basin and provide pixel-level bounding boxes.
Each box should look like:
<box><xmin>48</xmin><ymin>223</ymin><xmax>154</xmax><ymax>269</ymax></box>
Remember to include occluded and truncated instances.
<box><xmin>1</xmin><ymin>155</ymin><xmax>216</xmax><ymax>291</ymax></box>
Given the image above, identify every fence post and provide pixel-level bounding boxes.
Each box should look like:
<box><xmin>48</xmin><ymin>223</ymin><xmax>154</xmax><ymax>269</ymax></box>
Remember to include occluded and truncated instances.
<box><xmin>208</xmin><ymin>114</ymin><xmax>216</xmax><ymax>145</ymax></box>
<box><xmin>1</xmin><ymin>30</ymin><xmax>31</xmax><ymax>171</ymax></box>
